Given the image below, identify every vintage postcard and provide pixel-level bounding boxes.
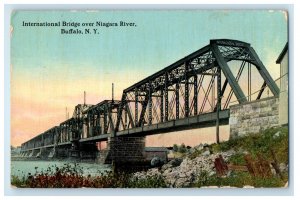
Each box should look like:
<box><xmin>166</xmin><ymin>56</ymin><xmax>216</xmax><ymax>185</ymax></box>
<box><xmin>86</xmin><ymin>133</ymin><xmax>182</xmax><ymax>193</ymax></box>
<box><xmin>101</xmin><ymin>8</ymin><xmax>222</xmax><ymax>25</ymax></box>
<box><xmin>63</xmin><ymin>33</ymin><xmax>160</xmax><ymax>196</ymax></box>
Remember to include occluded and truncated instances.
<box><xmin>10</xmin><ymin>10</ymin><xmax>288</xmax><ymax>189</ymax></box>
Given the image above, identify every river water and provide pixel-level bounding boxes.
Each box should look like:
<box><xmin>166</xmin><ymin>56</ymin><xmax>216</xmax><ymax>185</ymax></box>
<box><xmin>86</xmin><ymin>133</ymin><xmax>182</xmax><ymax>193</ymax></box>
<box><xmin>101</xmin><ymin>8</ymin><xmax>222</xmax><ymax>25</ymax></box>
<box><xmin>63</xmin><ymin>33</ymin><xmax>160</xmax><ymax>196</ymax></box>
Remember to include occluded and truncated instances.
<box><xmin>11</xmin><ymin>160</ymin><xmax>112</xmax><ymax>179</ymax></box>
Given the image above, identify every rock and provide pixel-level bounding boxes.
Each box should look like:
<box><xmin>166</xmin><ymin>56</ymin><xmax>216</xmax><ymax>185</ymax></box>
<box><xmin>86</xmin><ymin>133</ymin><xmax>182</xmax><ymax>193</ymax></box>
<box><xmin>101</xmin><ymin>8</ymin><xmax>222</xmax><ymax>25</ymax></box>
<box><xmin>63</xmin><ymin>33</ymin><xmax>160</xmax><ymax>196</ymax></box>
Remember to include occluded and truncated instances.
<box><xmin>221</xmin><ymin>149</ymin><xmax>236</xmax><ymax>159</ymax></box>
<box><xmin>279</xmin><ymin>163</ymin><xmax>287</xmax><ymax>173</ymax></box>
<box><xmin>273</xmin><ymin>131</ymin><xmax>282</xmax><ymax>138</ymax></box>
<box><xmin>134</xmin><ymin>148</ymin><xmax>238</xmax><ymax>188</ymax></box>
<box><xmin>162</xmin><ymin>167</ymin><xmax>172</xmax><ymax>176</ymax></box>
<box><xmin>201</xmin><ymin>150</ymin><xmax>211</xmax><ymax>156</ymax></box>
<box><xmin>189</xmin><ymin>148</ymin><xmax>196</xmax><ymax>154</ymax></box>
<box><xmin>161</xmin><ymin>163</ymin><xmax>172</xmax><ymax>171</ymax></box>
<box><xmin>151</xmin><ymin>156</ymin><xmax>162</xmax><ymax>167</ymax></box>
<box><xmin>132</xmin><ymin>171</ymin><xmax>147</xmax><ymax>180</ymax></box>
<box><xmin>195</xmin><ymin>144</ymin><xmax>204</xmax><ymax>151</ymax></box>
<box><xmin>170</xmin><ymin>158</ymin><xmax>183</xmax><ymax>167</ymax></box>
<box><xmin>163</xmin><ymin>169</ymin><xmax>179</xmax><ymax>187</ymax></box>
<box><xmin>178</xmin><ymin>171</ymin><xmax>187</xmax><ymax>178</ymax></box>
<box><xmin>179</xmin><ymin>158</ymin><xmax>191</xmax><ymax>170</ymax></box>
<box><xmin>167</xmin><ymin>150</ymin><xmax>175</xmax><ymax>159</ymax></box>
<box><xmin>147</xmin><ymin>168</ymin><xmax>160</xmax><ymax>176</ymax></box>
<box><xmin>208</xmin><ymin>171</ymin><xmax>216</xmax><ymax>177</ymax></box>
<box><xmin>175</xmin><ymin>177</ymin><xmax>190</xmax><ymax>187</ymax></box>
<box><xmin>271</xmin><ymin>167</ymin><xmax>277</xmax><ymax>175</ymax></box>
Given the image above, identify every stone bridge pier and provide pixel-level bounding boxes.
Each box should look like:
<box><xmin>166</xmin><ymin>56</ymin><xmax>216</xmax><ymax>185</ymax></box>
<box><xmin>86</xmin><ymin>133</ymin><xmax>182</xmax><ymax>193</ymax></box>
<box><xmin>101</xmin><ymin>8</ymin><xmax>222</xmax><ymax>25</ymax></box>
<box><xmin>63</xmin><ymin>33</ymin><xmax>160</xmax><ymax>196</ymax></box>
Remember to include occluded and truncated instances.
<box><xmin>103</xmin><ymin>136</ymin><xmax>146</xmax><ymax>169</ymax></box>
<box><xmin>229</xmin><ymin>97</ymin><xmax>280</xmax><ymax>138</ymax></box>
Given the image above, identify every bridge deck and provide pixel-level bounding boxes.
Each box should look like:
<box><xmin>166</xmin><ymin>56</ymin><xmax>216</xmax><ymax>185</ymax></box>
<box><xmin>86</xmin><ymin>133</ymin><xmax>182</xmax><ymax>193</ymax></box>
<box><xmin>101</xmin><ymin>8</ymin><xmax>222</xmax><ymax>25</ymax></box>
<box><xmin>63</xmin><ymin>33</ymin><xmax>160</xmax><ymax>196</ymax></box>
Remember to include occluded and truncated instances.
<box><xmin>79</xmin><ymin>109</ymin><xmax>229</xmax><ymax>143</ymax></box>
<box><xmin>21</xmin><ymin>110</ymin><xmax>229</xmax><ymax>151</ymax></box>
<box><xmin>20</xmin><ymin>142</ymin><xmax>72</xmax><ymax>152</ymax></box>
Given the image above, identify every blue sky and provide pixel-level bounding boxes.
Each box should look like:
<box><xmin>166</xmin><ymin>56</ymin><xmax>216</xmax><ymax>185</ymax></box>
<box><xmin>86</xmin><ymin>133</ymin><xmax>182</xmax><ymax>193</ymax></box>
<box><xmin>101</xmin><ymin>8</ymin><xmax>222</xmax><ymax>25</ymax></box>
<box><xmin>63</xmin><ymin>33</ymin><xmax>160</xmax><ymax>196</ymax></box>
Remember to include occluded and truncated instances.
<box><xmin>11</xmin><ymin>10</ymin><xmax>287</xmax><ymax>78</ymax></box>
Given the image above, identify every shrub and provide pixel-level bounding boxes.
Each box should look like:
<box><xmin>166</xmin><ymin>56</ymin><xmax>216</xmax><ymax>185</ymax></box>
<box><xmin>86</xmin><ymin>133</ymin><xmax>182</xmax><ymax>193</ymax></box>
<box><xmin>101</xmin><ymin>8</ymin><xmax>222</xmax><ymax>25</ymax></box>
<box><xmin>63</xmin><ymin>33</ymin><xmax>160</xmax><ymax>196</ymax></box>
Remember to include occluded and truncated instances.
<box><xmin>228</xmin><ymin>153</ymin><xmax>246</xmax><ymax>165</ymax></box>
<box><xmin>178</xmin><ymin>143</ymin><xmax>187</xmax><ymax>153</ymax></box>
<box><xmin>194</xmin><ymin>171</ymin><xmax>210</xmax><ymax>187</ymax></box>
<box><xmin>173</xmin><ymin>144</ymin><xmax>178</xmax><ymax>152</ymax></box>
<box><xmin>128</xmin><ymin>175</ymin><xmax>167</xmax><ymax>188</ymax></box>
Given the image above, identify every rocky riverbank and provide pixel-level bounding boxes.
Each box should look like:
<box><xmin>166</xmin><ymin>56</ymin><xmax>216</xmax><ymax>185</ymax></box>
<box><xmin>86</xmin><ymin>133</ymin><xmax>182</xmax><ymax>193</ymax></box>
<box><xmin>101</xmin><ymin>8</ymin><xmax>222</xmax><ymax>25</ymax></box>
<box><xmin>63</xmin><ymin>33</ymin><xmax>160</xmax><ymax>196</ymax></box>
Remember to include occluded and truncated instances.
<box><xmin>132</xmin><ymin>149</ymin><xmax>236</xmax><ymax>187</ymax></box>
<box><xmin>131</xmin><ymin>127</ymin><xmax>289</xmax><ymax>188</ymax></box>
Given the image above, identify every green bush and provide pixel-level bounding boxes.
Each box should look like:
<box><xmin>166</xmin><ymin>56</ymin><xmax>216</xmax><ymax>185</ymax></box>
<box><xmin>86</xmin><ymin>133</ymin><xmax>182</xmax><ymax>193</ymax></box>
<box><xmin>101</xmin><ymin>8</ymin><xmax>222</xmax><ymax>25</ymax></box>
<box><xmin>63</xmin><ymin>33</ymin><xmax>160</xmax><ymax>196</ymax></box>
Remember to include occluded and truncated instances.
<box><xmin>173</xmin><ymin>144</ymin><xmax>178</xmax><ymax>152</ymax></box>
<box><xmin>194</xmin><ymin>171</ymin><xmax>210</xmax><ymax>187</ymax></box>
<box><xmin>188</xmin><ymin>149</ymin><xmax>201</xmax><ymax>159</ymax></box>
<box><xmin>178</xmin><ymin>143</ymin><xmax>187</xmax><ymax>153</ymax></box>
<box><xmin>128</xmin><ymin>175</ymin><xmax>167</xmax><ymax>188</ymax></box>
<box><xmin>228</xmin><ymin>153</ymin><xmax>246</xmax><ymax>165</ymax></box>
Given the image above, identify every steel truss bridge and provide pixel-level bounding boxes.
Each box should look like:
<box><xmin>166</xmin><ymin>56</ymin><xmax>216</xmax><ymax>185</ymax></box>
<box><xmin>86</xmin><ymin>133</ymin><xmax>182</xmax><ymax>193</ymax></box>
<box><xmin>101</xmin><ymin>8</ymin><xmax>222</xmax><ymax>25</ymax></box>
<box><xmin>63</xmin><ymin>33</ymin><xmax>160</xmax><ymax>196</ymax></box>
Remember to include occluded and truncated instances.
<box><xmin>20</xmin><ymin>39</ymin><xmax>279</xmax><ymax>153</ymax></box>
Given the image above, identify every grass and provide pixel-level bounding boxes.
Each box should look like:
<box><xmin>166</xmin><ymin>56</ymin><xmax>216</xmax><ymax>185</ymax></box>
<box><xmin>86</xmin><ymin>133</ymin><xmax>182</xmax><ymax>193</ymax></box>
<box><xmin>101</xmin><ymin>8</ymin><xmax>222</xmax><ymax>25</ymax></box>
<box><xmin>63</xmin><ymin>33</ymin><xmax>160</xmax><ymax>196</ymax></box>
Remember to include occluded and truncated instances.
<box><xmin>193</xmin><ymin>171</ymin><xmax>285</xmax><ymax>188</ymax></box>
<box><xmin>188</xmin><ymin>149</ymin><xmax>202</xmax><ymax>159</ymax></box>
<box><xmin>128</xmin><ymin>175</ymin><xmax>167</xmax><ymax>188</ymax></box>
<box><xmin>189</xmin><ymin>126</ymin><xmax>288</xmax><ymax>188</ymax></box>
<box><xmin>211</xmin><ymin>126</ymin><xmax>288</xmax><ymax>164</ymax></box>
<box><xmin>197</xmin><ymin>126</ymin><xmax>288</xmax><ymax>187</ymax></box>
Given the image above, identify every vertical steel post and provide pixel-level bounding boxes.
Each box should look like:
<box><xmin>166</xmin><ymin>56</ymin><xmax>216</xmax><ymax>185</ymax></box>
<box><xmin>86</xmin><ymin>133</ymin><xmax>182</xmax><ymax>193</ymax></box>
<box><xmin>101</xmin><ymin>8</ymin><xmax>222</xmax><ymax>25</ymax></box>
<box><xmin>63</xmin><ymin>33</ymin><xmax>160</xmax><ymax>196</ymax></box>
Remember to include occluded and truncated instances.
<box><xmin>108</xmin><ymin>104</ymin><xmax>116</xmax><ymax>137</ymax></box>
<box><xmin>135</xmin><ymin>88</ymin><xmax>138</xmax><ymax>127</ymax></box>
<box><xmin>160</xmin><ymin>88</ymin><xmax>164</xmax><ymax>122</ymax></box>
<box><xmin>216</xmin><ymin>66</ymin><xmax>221</xmax><ymax>144</ymax></box>
<box><xmin>176</xmin><ymin>83</ymin><xmax>179</xmax><ymax>119</ymax></box>
<box><xmin>212</xmin><ymin>76</ymin><xmax>215</xmax><ymax>111</ymax></box>
<box><xmin>115</xmin><ymin>93</ymin><xmax>126</xmax><ymax>132</ymax></box>
<box><xmin>104</xmin><ymin>111</ymin><xmax>108</xmax><ymax>134</ymax></box>
<box><xmin>87</xmin><ymin>114</ymin><xmax>90</xmax><ymax>138</ymax></box>
<box><xmin>194</xmin><ymin>75</ymin><xmax>198</xmax><ymax>116</ymax></box>
<box><xmin>42</xmin><ymin>134</ymin><xmax>44</xmax><ymax>147</ymax></box>
<box><xmin>248</xmin><ymin>62</ymin><xmax>251</xmax><ymax>101</ymax></box>
<box><xmin>165</xmin><ymin>72</ymin><xmax>169</xmax><ymax>121</ymax></box>
<box><xmin>125</xmin><ymin>108</ymin><xmax>128</xmax><ymax>128</ymax></box>
<box><xmin>97</xmin><ymin>113</ymin><xmax>100</xmax><ymax>135</ymax></box>
<box><xmin>185</xmin><ymin>62</ymin><xmax>189</xmax><ymax>117</ymax></box>
<box><xmin>148</xmin><ymin>86</ymin><xmax>152</xmax><ymax>125</ymax></box>
<box><xmin>66</xmin><ymin>122</ymin><xmax>68</xmax><ymax>141</ymax></box>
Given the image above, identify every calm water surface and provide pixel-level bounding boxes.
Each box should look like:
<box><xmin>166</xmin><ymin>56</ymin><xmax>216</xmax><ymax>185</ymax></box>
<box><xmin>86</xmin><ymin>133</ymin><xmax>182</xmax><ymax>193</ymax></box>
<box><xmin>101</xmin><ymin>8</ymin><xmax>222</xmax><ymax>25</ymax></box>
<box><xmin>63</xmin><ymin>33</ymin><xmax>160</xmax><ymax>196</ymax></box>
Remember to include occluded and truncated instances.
<box><xmin>11</xmin><ymin>160</ymin><xmax>111</xmax><ymax>178</ymax></box>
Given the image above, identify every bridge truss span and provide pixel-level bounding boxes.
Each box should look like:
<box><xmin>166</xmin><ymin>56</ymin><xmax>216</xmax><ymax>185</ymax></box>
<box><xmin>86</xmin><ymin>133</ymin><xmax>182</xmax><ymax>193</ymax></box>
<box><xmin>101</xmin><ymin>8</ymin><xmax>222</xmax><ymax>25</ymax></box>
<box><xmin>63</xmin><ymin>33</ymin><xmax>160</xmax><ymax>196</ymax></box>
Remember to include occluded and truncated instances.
<box><xmin>115</xmin><ymin>39</ymin><xmax>279</xmax><ymax>132</ymax></box>
<box><xmin>20</xmin><ymin>39</ymin><xmax>280</xmax><ymax>154</ymax></box>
